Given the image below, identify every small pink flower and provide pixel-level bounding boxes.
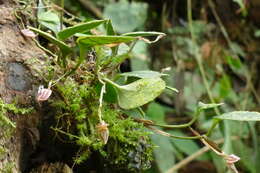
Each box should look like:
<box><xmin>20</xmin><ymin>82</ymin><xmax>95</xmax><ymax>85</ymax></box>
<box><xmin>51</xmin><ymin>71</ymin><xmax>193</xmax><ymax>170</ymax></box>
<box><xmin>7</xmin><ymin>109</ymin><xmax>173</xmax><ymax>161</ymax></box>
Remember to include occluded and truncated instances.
<box><xmin>21</xmin><ymin>29</ymin><xmax>36</xmax><ymax>38</ymax></box>
<box><xmin>36</xmin><ymin>85</ymin><xmax>52</xmax><ymax>102</ymax></box>
<box><xmin>225</xmin><ymin>154</ymin><xmax>240</xmax><ymax>165</ymax></box>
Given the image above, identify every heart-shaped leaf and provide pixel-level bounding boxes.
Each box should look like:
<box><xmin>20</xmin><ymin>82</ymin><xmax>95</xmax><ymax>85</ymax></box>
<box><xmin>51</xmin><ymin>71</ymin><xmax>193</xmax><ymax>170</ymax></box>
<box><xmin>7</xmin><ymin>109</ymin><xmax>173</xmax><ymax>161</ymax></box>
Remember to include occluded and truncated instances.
<box><xmin>38</xmin><ymin>11</ymin><xmax>61</xmax><ymax>34</ymax></box>
<box><xmin>57</xmin><ymin>20</ymin><xmax>107</xmax><ymax>40</ymax></box>
<box><xmin>114</xmin><ymin>77</ymin><xmax>166</xmax><ymax>109</ymax></box>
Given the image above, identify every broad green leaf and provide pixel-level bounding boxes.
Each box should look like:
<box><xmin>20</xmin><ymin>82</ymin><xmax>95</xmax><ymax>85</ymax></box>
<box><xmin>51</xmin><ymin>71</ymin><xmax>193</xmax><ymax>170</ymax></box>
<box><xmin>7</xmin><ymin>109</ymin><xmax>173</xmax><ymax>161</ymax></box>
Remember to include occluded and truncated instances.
<box><xmin>38</xmin><ymin>11</ymin><xmax>61</xmax><ymax>34</ymax></box>
<box><xmin>122</xmin><ymin>31</ymin><xmax>166</xmax><ymax>37</ymax></box>
<box><xmin>120</xmin><ymin>70</ymin><xmax>167</xmax><ymax>79</ymax></box>
<box><xmin>106</xmin><ymin>77</ymin><xmax>165</xmax><ymax>109</ymax></box>
<box><xmin>57</xmin><ymin>20</ymin><xmax>107</xmax><ymax>40</ymax></box>
<box><xmin>198</xmin><ymin>102</ymin><xmax>224</xmax><ymax>110</ymax></box>
<box><xmin>103</xmin><ymin>0</ymin><xmax>148</xmax><ymax>33</ymax></box>
<box><xmin>151</xmin><ymin>133</ymin><xmax>175</xmax><ymax>173</ymax></box>
<box><xmin>215</xmin><ymin>111</ymin><xmax>260</xmax><ymax>121</ymax></box>
<box><xmin>28</xmin><ymin>26</ymin><xmax>72</xmax><ymax>56</ymax></box>
<box><xmin>117</xmin><ymin>78</ymin><xmax>165</xmax><ymax>109</ymax></box>
<box><xmin>77</xmin><ymin>35</ymin><xmax>136</xmax><ymax>47</ymax></box>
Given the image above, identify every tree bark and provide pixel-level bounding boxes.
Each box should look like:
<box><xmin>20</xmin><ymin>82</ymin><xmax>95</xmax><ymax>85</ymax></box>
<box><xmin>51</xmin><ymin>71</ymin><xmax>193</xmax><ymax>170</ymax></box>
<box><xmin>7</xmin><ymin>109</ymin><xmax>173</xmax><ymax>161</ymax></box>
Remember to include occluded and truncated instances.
<box><xmin>0</xmin><ymin>1</ymin><xmax>47</xmax><ymax>172</ymax></box>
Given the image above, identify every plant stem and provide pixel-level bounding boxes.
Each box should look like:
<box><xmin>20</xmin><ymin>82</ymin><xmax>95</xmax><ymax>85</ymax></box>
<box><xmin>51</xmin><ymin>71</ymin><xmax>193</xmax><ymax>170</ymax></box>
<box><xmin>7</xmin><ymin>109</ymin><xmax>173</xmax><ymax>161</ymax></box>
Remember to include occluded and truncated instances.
<box><xmin>102</xmin><ymin>77</ymin><xmax>121</xmax><ymax>89</ymax></box>
<box><xmin>147</xmin><ymin>126</ymin><xmax>202</xmax><ymax>140</ymax></box>
<box><xmin>60</xmin><ymin>0</ymin><xmax>64</xmax><ymax>31</ymax></box>
<box><xmin>187</xmin><ymin>0</ymin><xmax>220</xmax><ymax>136</ymax></box>
<box><xmin>98</xmin><ymin>83</ymin><xmax>106</xmax><ymax>122</ymax></box>
<box><xmin>152</xmin><ymin>110</ymin><xmax>200</xmax><ymax>128</ymax></box>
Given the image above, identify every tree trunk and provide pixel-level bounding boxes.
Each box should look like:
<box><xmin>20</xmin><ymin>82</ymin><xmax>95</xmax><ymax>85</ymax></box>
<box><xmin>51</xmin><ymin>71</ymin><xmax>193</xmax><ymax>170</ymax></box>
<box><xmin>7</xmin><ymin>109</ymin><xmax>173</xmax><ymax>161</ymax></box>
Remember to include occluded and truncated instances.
<box><xmin>0</xmin><ymin>1</ymin><xmax>63</xmax><ymax>172</ymax></box>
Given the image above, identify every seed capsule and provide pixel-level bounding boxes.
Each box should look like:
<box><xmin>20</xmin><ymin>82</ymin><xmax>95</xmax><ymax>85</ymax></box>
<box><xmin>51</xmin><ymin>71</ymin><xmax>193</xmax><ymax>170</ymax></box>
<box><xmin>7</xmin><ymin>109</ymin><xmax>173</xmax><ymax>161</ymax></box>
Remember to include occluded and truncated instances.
<box><xmin>96</xmin><ymin>121</ymin><xmax>109</xmax><ymax>144</ymax></box>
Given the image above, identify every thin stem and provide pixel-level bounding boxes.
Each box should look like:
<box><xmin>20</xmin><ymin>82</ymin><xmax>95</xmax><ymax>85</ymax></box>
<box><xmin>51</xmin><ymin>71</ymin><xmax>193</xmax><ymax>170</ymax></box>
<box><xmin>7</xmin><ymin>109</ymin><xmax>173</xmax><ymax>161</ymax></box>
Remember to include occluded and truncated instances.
<box><xmin>51</xmin><ymin>127</ymin><xmax>79</xmax><ymax>139</ymax></box>
<box><xmin>137</xmin><ymin>107</ymin><xmax>145</xmax><ymax>118</ymax></box>
<box><xmin>152</xmin><ymin>110</ymin><xmax>200</xmax><ymax>128</ymax></box>
<box><xmin>60</xmin><ymin>0</ymin><xmax>64</xmax><ymax>31</ymax></box>
<box><xmin>166</xmin><ymin>86</ymin><xmax>179</xmax><ymax>93</ymax></box>
<box><xmin>187</xmin><ymin>0</ymin><xmax>221</xmax><ymax>136</ymax></box>
<box><xmin>147</xmin><ymin>126</ymin><xmax>202</xmax><ymax>140</ymax></box>
<box><xmin>102</xmin><ymin>77</ymin><xmax>121</xmax><ymax>89</ymax></box>
<box><xmin>98</xmin><ymin>83</ymin><xmax>106</xmax><ymax>122</ymax></box>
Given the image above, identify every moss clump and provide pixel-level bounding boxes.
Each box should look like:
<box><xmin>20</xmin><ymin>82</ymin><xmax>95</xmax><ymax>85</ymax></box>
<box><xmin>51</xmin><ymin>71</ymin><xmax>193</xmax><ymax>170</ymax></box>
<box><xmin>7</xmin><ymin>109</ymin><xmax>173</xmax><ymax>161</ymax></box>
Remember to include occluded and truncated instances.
<box><xmin>0</xmin><ymin>99</ymin><xmax>33</xmax><ymax>171</ymax></box>
<box><xmin>50</xmin><ymin>78</ymin><xmax>153</xmax><ymax>172</ymax></box>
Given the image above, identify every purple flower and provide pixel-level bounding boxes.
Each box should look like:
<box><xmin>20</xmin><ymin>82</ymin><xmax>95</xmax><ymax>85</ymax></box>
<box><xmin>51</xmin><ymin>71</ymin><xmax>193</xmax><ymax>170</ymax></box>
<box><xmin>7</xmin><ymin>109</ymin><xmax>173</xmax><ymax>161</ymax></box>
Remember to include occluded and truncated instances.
<box><xmin>36</xmin><ymin>85</ymin><xmax>52</xmax><ymax>102</ymax></box>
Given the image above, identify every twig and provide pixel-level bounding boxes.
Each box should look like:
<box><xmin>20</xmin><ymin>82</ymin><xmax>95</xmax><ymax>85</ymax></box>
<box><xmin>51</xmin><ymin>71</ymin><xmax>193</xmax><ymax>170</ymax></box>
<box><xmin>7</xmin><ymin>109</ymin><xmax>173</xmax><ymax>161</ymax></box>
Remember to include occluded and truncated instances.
<box><xmin>165</xmin><ymin>136</ymin><xmax>239</xmax><ymax>173</ymax></box>
<box><xmin>147</xmin><ymin>126</ymin><xmax>202</xmax><ymax>140</ymax></box>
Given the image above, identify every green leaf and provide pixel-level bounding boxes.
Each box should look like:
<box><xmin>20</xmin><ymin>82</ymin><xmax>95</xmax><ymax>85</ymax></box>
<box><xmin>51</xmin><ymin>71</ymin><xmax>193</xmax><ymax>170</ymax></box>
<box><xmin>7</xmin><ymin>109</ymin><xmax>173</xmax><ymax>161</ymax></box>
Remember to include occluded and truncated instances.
<box><xmin>28</xmin><ymin>26</ymin><xmax>72</xmax><ymax>56</ymax></box>
<box><xmin>57</xmin><ymin>20</ymin><xmax>107</xmax><ymax>40</ymax></box>
<box><xmin>233</xmin><ymin>139</ymin><xmax>257</xmax><ymax>173</ymax></box>
<box><xmin>215</xmin><ymin>111</ymin><xmax>260</xmax><ymax>121</ymax></box>
<box><xmin>105</xmin><ymin>19</ymin><xmax>116</xmax><ymax>35</ymax></box>
<box><xmin>117</xmin><ymin>78</ymin><xmax>165</xmax><ymax>109</ymax></box>
<box><xmin>96</xmin><ymin>82</ymin><xmax>118</xmax><ymax>103</ymax></box>
<box><xmin>120</xmin><ymin>70</ymin><xmax>168</xmax><ymax>79</ymax></box>
<box><xmin>106</xmin><ymin>77</ymin><xmax>166</xmax><ymax>109</ymax></box>
<box><xmin>146</xmin><ymin>102</ymin><xmax>167</xmax><ymax>124</ymax></box>
<box><xmin>225</xmin><ymin>56</ymin><xmax>242</xmax><ymax>70</ymax></box>
<box><xmin>151</xmin><ymin>133</ymin><xmax>175</xmax><ymax>173</ymax></box>
<box><xmin>254</xmin><ymin>30</ymin><xmax>260</xmax><ymax>37</ymax></box>
<box><xmin>168</xmin><ymin>130</ymin><xmax>209</xmax><ymax>160</ymax></box>
<box><xmin>219</xmin><ymin>74</ymin><xmax>232</xmax><ymax>98</ymax></box>
<box><xmin>77</xmin><ymin>35</ymin><xmax>136</xmax><ymax>47</ymax></box>
<box><xmin>38</xmin><ymin>11</ymin><xmax>61</xmax><ymax>34</ymax></box>
<box><xmin>103</xmin><ymin>0</ymin><xmax>148</xmax><ymax>33</ymax></box>
<box><xmin>198</xmin><ymin>102</ymin><xmax>224</xmax><ymax>110</ymax></box>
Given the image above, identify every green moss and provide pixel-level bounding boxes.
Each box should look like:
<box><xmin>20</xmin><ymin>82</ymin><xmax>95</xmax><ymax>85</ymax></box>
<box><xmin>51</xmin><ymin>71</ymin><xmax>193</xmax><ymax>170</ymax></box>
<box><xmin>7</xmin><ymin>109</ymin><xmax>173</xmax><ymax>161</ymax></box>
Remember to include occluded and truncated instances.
<box><xmin>50</xmin><ymin>78</ymin><xmax>153</xmax><ymax>171</ymax></box>
<box><xmin>0</xmin><ymin>99</ymin><xmax>33</xmax><ymax>172</ymax></box>
<box><xmin>1</xmin><ymin>162</ymin><xmax>15</xmax><ymax>173</ymax></box>
<box><xmin>0</xmin><ymin>99</ymin><xmax>33</xmax><ymax>128</ymax></box>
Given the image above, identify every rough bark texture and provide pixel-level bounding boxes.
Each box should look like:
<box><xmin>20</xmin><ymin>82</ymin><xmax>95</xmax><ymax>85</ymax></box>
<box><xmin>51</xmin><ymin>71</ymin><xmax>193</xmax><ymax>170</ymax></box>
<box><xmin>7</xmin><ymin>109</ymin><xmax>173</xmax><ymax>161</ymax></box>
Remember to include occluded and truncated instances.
<box><xmin>0</xmin><ymin>1</ymin><xmax>44</xmax><ymax>172</ymax></box>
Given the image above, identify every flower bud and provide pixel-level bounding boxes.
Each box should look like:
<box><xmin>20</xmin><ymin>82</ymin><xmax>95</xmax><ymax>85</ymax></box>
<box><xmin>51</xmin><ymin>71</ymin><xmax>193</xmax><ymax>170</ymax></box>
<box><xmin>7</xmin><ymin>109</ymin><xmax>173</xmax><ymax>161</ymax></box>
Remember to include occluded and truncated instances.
<box><xmin>21</xmin><ymin>29</ymin><xmax>36</xmax><ymax>38</ymax></box>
